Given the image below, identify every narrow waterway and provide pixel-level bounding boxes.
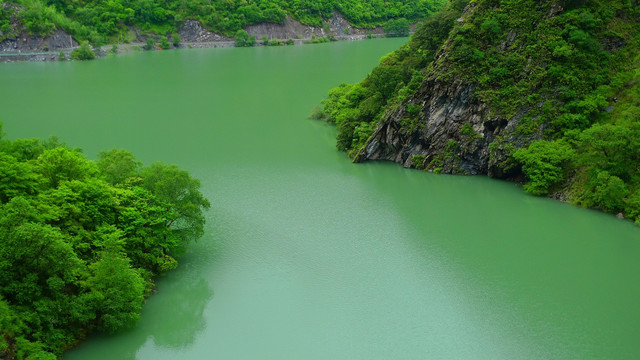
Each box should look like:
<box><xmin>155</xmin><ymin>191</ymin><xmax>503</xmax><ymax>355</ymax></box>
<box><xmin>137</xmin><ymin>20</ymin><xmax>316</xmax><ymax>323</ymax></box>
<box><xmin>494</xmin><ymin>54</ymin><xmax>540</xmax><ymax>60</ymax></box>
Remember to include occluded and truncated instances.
<box><xmin>0</xmin><ymin>39</ymin><xmax>639</xmax><ymax>359</ymax></box>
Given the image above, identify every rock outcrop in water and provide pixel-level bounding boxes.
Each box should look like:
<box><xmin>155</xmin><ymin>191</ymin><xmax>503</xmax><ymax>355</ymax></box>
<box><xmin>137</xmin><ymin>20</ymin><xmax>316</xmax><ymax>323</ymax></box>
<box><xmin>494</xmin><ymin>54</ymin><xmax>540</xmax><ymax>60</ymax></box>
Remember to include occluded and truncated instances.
<box><xmin>357</xmin><ymin>76</ymin><xmax>522</xmax><ymax>178</ymax></box>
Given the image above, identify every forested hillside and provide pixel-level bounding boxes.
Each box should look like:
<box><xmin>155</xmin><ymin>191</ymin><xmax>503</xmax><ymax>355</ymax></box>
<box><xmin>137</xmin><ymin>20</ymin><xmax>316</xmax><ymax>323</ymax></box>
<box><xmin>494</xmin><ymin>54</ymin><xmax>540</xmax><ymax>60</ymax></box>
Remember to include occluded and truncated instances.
<box><xmin>0</xmin><ymin>0</ymin><xmax>446</xmax><ymax>46</ymax></box>
<box><xmin>315</xmin><ymin>0</ymin><xmax>640</xmax><ymax>223</ymax></box>
<box><xmin>0</xmin><ymin>126</ymin><xmax>210</xmax><ymax>359</ymax></box>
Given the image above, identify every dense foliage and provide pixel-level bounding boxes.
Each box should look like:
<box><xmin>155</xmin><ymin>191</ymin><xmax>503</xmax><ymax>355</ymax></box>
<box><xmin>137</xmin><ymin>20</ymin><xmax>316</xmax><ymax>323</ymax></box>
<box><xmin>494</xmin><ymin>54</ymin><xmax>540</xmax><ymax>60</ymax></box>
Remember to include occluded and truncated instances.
<box><xmin>314</xmin><ymin>0</ymin><xmax>469</xmax><ymax>156</ymax></box>
<box><xmin>384</xmin><ymin>18</ymin><xmax>410</xmax><ymax>37</ymax></box>
<box><xmin>0</xmin><ymin>5</ymin><xmax>13</xmax><ymax>41</ymax></box>
<box><xmin>0</xmin><ymin>127</ymin><xmax>210</xmax><ymax>359</ymax></box>
<box><xmin>1</xmin><ymin>0</ymin><xmax>446</xmax><ymax>46</ymax></box>
<box><xmin>315</xmin><ymin>0</ymin><xmax>640</xmax><ymax>223</ymax></box>
<box><xmin>234</xmin><ymin>29</ymin><xmax>256</xmax><ymax>47</ymax></box>
<box><xmin>69</xmin><ymin>40</ymin><xmax>95</xmax><ymax>60</ymax></box>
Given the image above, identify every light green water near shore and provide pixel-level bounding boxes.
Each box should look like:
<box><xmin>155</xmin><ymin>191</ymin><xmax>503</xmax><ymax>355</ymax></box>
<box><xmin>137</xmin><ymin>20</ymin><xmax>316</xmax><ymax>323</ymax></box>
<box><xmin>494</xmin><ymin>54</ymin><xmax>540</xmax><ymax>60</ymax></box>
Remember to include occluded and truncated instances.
<box><xmin>1</xmin><ymin>39</ymin><xmax>639</xmax><ymax>359</ymax></box>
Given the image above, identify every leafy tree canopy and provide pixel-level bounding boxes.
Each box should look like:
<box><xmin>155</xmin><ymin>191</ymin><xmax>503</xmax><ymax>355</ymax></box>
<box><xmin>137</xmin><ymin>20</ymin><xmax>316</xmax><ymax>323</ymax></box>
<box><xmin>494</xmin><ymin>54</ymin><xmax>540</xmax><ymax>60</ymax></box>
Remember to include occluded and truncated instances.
<box><xmin>0</xmin><ymin>127</ymin><xmax>210</xmax><ymax>359</ymax></box>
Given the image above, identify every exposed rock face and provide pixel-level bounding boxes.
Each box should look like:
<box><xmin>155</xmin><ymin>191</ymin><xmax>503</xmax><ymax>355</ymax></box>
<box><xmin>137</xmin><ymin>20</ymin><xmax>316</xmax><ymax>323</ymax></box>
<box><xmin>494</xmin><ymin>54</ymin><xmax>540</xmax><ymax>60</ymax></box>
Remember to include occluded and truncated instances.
<box><xmin>0</xmin><ymin>2</ymin><xmax>77</xmax><ymax>54</ymax></box>
<box><xmin>178</xmin><ymin>19</ymin><xmax>231</xmax><ymax>42</ymax></box>
<box><xmin>357</xmin><ymin>73</ymin><xmax>531</xmax><ymax>178</ymax></box>
<box><xmin>246</xmin><ymin>16</ymin><xmax>324</xmax><ymax>40</ymax></box>
<box><xmin>356</xmin><ymin>5</ymin><xmax>534</xmax><ymax>179</ymax></box>
<box><xmin>0</xmin><ymin>29</ymin><xmax>76</xmax><ymax>52</ymax></box>
<box><xmin>246</xmin><ymin>14</ymin><xmax>386</xmax><ymax>40</ymax></box>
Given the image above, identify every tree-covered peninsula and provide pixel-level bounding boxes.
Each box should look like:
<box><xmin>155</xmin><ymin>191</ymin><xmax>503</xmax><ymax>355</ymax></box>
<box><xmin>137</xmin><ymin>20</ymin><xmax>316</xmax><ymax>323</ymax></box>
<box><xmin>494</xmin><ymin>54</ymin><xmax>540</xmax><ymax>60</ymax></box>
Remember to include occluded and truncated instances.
<box><xmin>315</xmin><ymin>0</ymin><xmax>640</xmax><ymax>224</ymax></box>
<box><xmin>0</xmin><ymin>126</ymin><xmax>210</xmax><ymax>359</ymax></box>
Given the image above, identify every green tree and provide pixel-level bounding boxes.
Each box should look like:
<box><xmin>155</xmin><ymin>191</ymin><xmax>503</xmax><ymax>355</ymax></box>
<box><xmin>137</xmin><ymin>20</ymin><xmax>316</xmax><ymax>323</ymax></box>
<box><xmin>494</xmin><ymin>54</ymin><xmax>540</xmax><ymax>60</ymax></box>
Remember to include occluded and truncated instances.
<box><xmin>384</xmin><ymin>18</ymin><xmax>410</xmax><ymax>37</ymax></box>
<box><xmin>159</xmin><ymin>35</ymin><xmax>170</xmax><ymax>50</ymax></box>
<box><xmin>578</xmin><ymin>122</ymin><xmax>640</xmax><ymax>181</ymax></box>
<box><xmin>580</xmin><ymin>170</ymin><xmax>629</xmax><ymax>213</ymax></box>
<box><xmin>112</xmin><ymin>184</ymin><xmax>177</xmax><ymax>272</ymax></box>
<box><xmin>70</xmin><ymin>41</ymin><xmax>96</xmax><ymax>61</ymax></box>
<box><xmin>514</xmin><ymin>140</ymin><xmax>575</xmax><ymax>195</ymax></box>
<box><xmin>235</xmin><ymin>29</ymin><xmax>256</xmax><ymax>47</ymax></box>
<box><xmin>141</xmin><ymin>163</ymin><xmax>211</xmax><ymax>247</ymax></box>
<box><xmin>86</xmin><ymin>230</ymin><xmax>145</xmax><ymax>333</ymax></box>
<box><xmin>144</xmin><ymin>37</ymin><xmax>156</xmax><ymax>50</ymax></box>
<box><xmin>97</xmin><ymin>149</ymin><xmax>142</xmax><ymax>185</ymax></box>
<box><xmin>0</xmin><ymin>199</ymin><xmax>83</xmax><ymax>311</ymax></box>
<box><xmin>0</xmin><ymin>154</ymin><xmax>42</xmax><ymax>203</ymax></box>
<box><xmin>0</xmin><ymin>130</ymin><xmax>211</xmax><ymax>357</ymax></box>
<box><xmin>172</xmin><ymin>33</ymin><xmax>181</xmax><ymax>47</ymax></box>
<box><xmin>35</xmin><ymin>147</ymin><xmax>98</xmax><ymax>189</ymax></box>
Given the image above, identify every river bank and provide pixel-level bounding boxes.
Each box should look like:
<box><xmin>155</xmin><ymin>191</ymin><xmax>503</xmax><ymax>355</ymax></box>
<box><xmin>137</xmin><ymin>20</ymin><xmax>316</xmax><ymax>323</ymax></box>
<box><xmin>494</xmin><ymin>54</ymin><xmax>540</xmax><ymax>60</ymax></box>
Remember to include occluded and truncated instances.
<box><xmin>0</xmin><ymin>13</ymin><xmax>410</xmax><ymax>63</ymax></box>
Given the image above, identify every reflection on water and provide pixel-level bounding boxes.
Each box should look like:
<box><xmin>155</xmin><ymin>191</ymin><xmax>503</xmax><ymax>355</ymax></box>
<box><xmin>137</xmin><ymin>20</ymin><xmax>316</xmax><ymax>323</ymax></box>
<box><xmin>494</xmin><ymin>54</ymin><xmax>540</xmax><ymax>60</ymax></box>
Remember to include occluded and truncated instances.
<box><xmin>66</xmin><ymin>271</ymin><xmax>213</xmax><ymax>359</ymax></box>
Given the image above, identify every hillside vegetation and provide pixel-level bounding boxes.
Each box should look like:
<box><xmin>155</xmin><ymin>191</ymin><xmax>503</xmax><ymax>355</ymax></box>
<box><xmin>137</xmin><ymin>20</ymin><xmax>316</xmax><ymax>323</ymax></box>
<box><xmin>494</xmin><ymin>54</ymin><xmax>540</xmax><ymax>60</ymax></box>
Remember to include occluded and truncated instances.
<box><xmin>0</xmin><ymin>0</ymin><xmax>446</xmax><ymax>46</ymax></box>
<box><xmin>315</xmin><ymin>0</ymin><xmax>640</xmax><ymax>223</ymax></box>
<box><xmin>0</xmin><ymin>126</ymin><xmax>210</xmax><ymax>359</ymax></box>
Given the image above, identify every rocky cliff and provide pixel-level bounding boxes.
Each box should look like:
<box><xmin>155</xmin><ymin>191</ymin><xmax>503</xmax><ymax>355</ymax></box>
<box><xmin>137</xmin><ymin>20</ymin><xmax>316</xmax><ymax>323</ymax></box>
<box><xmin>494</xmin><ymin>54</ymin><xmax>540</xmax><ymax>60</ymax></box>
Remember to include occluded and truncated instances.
<box><xmin>318</xmin><ymin>0</ymin><xmax>640</xmax><ymax>222</ymax></box>
<box><xmin>357</xmin><ymin>74</ymin><xmax>521</xmax><ymax>178</ymax></box>
<box><xmin>356</xmin><ymin>1</ymin><xmax>538</xmax><ymax>179</ymax></box>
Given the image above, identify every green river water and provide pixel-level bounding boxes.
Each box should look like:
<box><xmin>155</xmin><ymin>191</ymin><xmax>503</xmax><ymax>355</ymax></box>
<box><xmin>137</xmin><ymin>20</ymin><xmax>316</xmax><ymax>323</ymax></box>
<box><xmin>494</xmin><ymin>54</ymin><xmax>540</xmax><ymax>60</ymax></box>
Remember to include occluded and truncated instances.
<box><xmin>1</xmin><ymin>39</ymin><xmax>639</xmax><ymax>359</ymax></box>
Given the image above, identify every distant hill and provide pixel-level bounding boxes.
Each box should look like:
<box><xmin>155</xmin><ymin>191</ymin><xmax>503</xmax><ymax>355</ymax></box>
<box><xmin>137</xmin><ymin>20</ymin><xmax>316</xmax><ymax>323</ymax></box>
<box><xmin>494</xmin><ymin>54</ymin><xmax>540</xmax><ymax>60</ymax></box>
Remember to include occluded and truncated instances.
<box><xmin>0</xmin><ymin>0</ymin><xmax>446</xmax><ymax>46</ymax></box>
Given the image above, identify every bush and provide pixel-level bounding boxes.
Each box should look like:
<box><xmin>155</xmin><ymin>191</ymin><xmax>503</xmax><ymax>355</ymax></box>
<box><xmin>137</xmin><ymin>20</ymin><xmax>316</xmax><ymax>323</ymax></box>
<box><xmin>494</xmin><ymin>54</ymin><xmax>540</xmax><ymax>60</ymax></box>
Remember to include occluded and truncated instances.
<box><xmin>159</xmin><ymin>36</ymin><xmax>170</xmax><ymax>50</ymax></box>
<box><xmin>310</xmin><ymin>34</ymin><xmax>329</xmax><ymax>43</ymax></box>
<box><xmin>18</xmin><ymin>1</ymin><xmax>56</xmax><ymax>36</ymax></box>
<box><xmin>235</xmin><ymin>29</ymin><xmax>256</xmax><ymax>47</ymax></box>
<box><xmin>172</xmin><ymin>33</ymin><xmax>181</xmax><ymax>47</ymax></box>
<box><xmin>580</xmin><ymin>170</ymin><xmax>629</xmax><ymax>213</ymax></box>
<box><xmin>411</xmin><ymin>155</ymin><xmax>426</xmax><ymax>169</ymax></box>
<box><xmin>514</xmin><ymin>140</ymin><xmax>575</xmax><ymax>195</ymax></box>
<box><xmin>70</xmin><ymin>41</ymin><xmax>95</xmax><ymax>60</ymax></box>
<box><xmin>384</xmin><ymin>18</ymin><xmax>410</xmax><ymax>37</ymax></box>
<box><xmin>269</xmin><ymin>37</ymin><xmax>283</xmax><ymax>46</ymax></box>
<box><xmin>144</xmin><ymin>37</ymin><xmax>156</xmax><ymax>50</ymax></box>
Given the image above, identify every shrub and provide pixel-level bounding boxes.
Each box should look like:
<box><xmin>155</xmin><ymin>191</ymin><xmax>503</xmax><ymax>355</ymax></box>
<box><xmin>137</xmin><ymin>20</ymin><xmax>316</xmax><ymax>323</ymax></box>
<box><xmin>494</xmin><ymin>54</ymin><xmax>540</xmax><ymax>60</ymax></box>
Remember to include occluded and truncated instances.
<box><xmin>269</xmin><ymin>37</ymin><xmax>283</xmax><ymax>46</ymax></box>
<box><xmin>580</xmin><ymin>170</ymin><xmax>629</xmax><ymax>213</ymax></box>
<box><xmin>18</xmin><ymin>1</ymin><xmax>56</xmax><ymax>36</ymax></box>
<box><xmin>411</xmin><ymin>155</ymin><xmax>426</xmax><ymax>169</ymax></box>
<box><xmin>144</xmin><ymin>37</ymin><xmax>156</xmax><ymax>50</ymax></box>
<box><xmin>159</xmin><ymin>36</ymin><xmax>170</xmax><ymax>49</ymax></box>
<box><xmin>70</xmin><ymin>41</ymin><xmax>95</xmax><ymax>60</ymax></box>
<box><xmin>172</xmin><ymin>33</ymin><xmax>181</xmax><ymax>47</ymax></box>
<box><xmin>514</xmin><ymin>140</ymin><xmax>575</xmax><ymax>195</ymax></box>
<box><xmin>235</xmin><ymin>29</ymin><xmax>256</xmax><ymax>47</ymax></box>
<box><xmin>384</xmin><ymin>18</ymin><xmax>410</xmax><ymax>37</ymax></box>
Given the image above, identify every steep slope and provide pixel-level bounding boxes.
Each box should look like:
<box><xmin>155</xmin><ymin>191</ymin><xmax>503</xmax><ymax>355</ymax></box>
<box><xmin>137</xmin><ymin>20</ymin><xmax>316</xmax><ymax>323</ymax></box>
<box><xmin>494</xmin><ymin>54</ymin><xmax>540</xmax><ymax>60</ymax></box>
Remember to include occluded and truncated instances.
<box><xmin>316</xmin><ymin>0</ymin><xmax>640</xmax><ymax>223</ymax></box>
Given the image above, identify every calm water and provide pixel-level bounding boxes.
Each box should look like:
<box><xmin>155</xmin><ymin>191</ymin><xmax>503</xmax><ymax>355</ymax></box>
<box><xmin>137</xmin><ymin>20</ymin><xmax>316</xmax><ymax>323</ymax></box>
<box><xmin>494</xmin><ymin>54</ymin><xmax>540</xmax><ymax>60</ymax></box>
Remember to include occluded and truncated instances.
<box><xmin>1</xmin><ymin>40</ymin><xmax>639</xmax><ymax>359</ymax></box>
